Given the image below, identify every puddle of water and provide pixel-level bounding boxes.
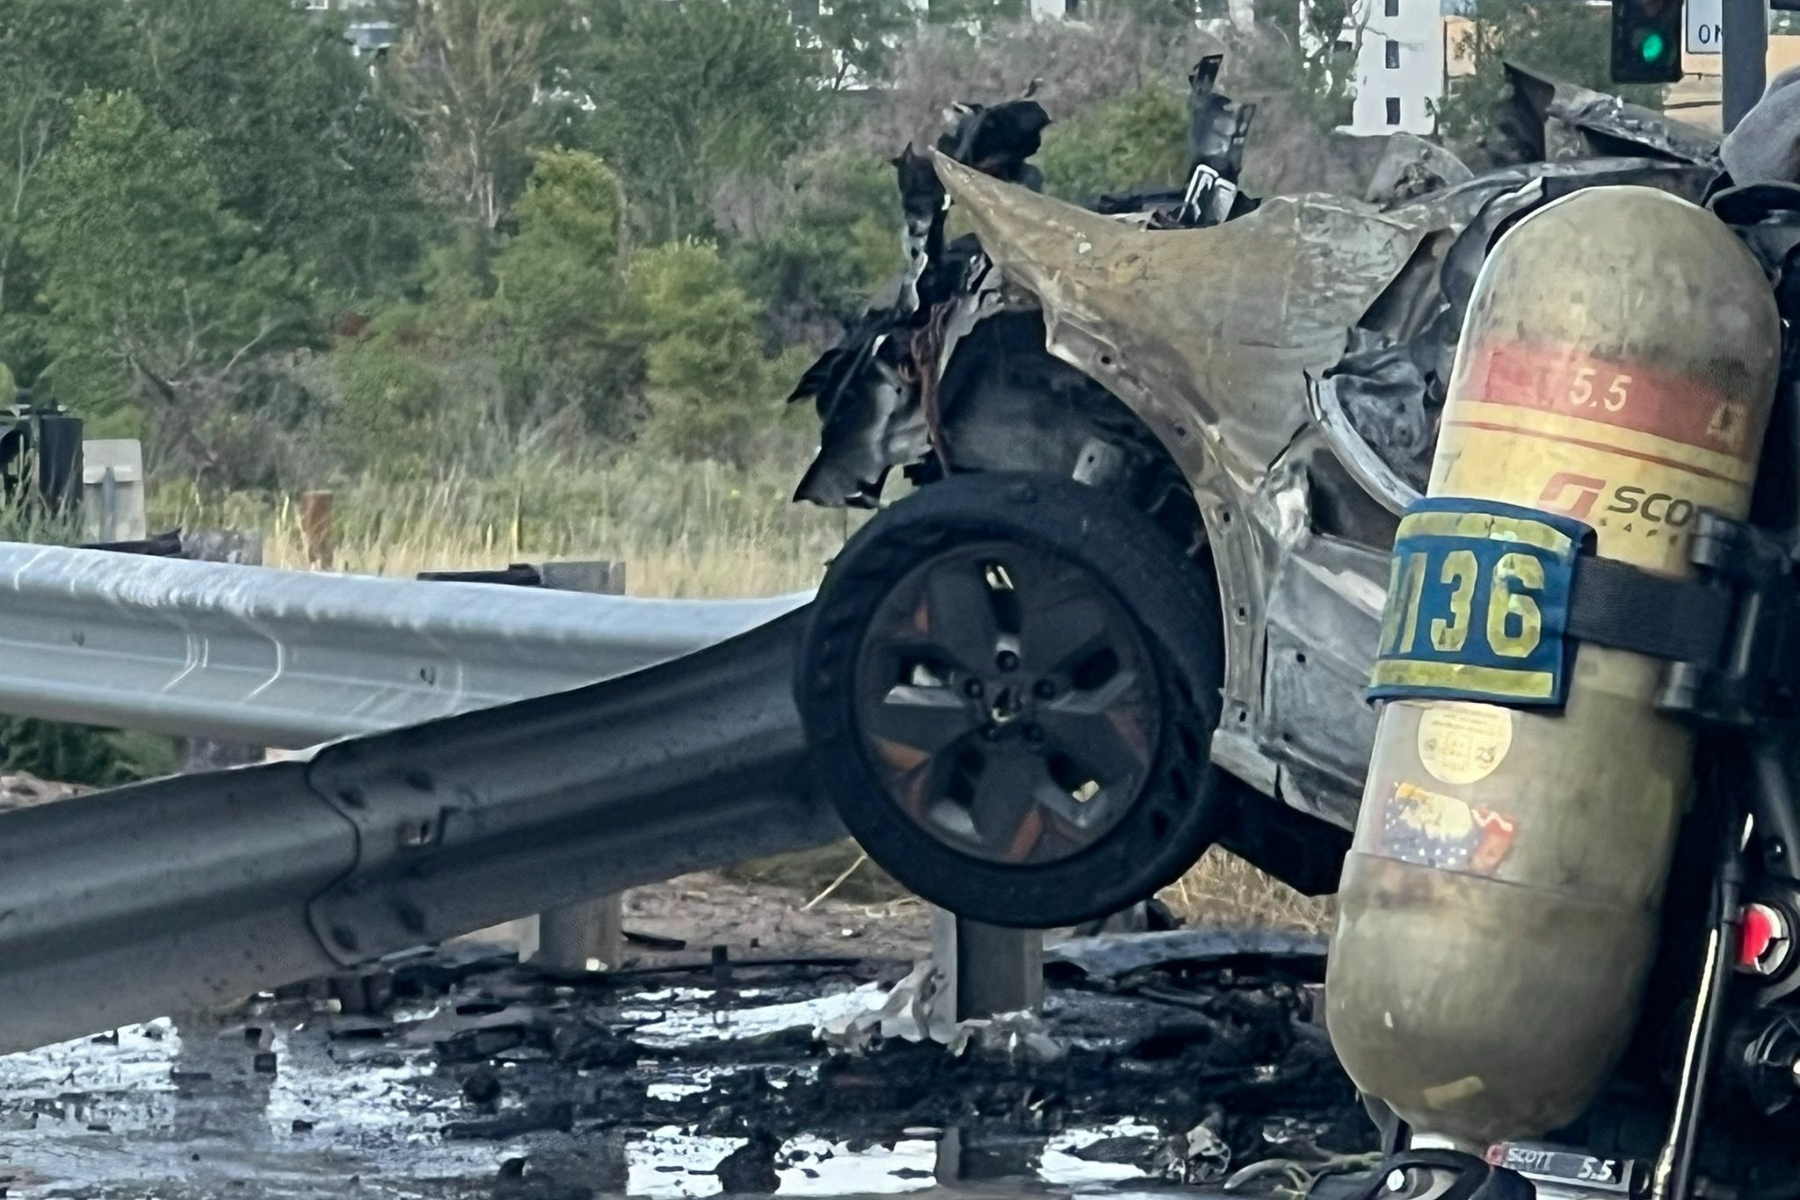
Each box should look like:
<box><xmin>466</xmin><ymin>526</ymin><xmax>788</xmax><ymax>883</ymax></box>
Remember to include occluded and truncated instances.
<box><xmin>1037</xmin><ymin>1119</ymin><xmax>1164</xmax><ymax>1187</ymax></box>
<box><xmin>0</xmin><ymin>1021</ymin><xmax>184</xmax><ymax>1137</ymax></box>
<box><xmin>641</xmin><ymin>1062</ymin><xmax>817</xmax><ymax>1105</ymax></box>
<box><xmin>777</xmin><ymin>1134</ymin><xmax>940</xmax><ymax>1196</ymax></box>
<box><xmin>621</xmin><ymin>1127</ymin><xmax>945</xmax><ymax>1199</ymax></box>
<box><xmin>644</xmin><ymin>1065</ymin><xmax>730</xmax><ymax>1102</ymax></box>
<box><xmin>626</xmin><ymin>1125</ymin><xmax>745</xmax><ymax>1198</ymax></box>
<box><xmin>0</xmin><ymin>1017</ymin><xmax>509</xmax><ymax>1200</ymax></box>
<box><xmin>260</xmin><ymin>1032</ymin><xmax>452</xmax><ymax>1143</ymax></box>
<box><xmin>628</xmin><ymin>987</ymin><xmax>718</xmax><ymax>1009</ymax></box>
<box><xmin>631</xmin><ymin>984</ymin><xmax>883</xmax><ymax>1048</ymax></box>
<box><xmin>0</xmin><ymin>1012</ymin><xmax>1179</xmax><ymax>1198</ymax></box>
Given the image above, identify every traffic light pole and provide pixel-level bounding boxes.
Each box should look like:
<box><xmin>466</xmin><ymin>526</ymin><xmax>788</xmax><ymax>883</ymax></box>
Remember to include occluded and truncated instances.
<box><xmin>1721</xmin><ymin>0</ymin><xmax>1769</xmax><ymax>131</ymax></box>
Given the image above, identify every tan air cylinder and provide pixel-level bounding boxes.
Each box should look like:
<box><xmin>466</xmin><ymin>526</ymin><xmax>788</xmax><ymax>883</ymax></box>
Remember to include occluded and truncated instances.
<box><xmin>1326</xmin><ymin>186</ymin><xmax>1781</xmax><ymax>1147</ymax></box>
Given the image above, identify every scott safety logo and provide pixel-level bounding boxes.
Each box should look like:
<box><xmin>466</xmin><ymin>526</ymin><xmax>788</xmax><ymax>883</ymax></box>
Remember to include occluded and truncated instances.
<box><xmin>1537</xmin><ymin>473</ymin><xmax>1605</xmax><ymax>519</ymax></box>
<box><xmin>1536</xmin><ymin>474</ymin><xmax>1697</xmax><ymax>529</ymax></box>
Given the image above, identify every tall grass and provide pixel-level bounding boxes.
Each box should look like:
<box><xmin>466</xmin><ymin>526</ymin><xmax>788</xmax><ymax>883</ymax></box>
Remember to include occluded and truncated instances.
<box><xmin>151</xmin><ymin>453</ymin><xmax>857</xmax><ymax>597</ymax></box>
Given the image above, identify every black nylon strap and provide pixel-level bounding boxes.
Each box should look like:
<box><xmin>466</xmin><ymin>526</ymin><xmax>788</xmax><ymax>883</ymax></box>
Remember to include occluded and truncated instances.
<box><xmin>1339</xmin><ymin>1151</ymin><xmax>1533</xmax><ymax>1200</ymax></box>
<box><xmin>1567</xmin><ymin>555</ymin><xmax>1737</xmax><ymax>666</ymax></box>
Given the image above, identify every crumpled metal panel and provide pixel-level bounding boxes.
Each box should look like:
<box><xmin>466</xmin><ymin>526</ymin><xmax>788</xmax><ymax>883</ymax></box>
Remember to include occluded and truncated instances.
<box><xmin>0</xmin><ymin>541</ymin><xmax>810</xmax><ymax>747</ymax></box>
<box><xmin>1498</xmin><ymin>64</ymin><xmax>1721</xmax><ymax>166</ymax></box>
<box><xmin>934</xmin><ymin>154</ymin><xmax>1432</xmax><ymax>496</ymax></box>
<box><xmin>1259</xmin><ymin>526</ymin><xmax>1389</xmax><ymax>825</ymax></box>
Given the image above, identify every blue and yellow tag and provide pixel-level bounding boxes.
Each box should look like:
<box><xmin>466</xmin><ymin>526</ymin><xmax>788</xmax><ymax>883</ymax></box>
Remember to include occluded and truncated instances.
<box><xmin>1367</xmin><ymin>498</ymin><xmax>1591</xmax><ymax>707</ymax></box>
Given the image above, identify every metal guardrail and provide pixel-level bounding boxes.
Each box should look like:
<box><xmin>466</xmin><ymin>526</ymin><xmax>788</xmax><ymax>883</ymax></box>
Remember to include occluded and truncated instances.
<box><xmin>0</xmin><ymin>609</ymin><xmax>835</xmax><ymax>1052</ymax></box>
<box><xmin>0</xmin><ymin>541</ymin><xmax>811</xmax><ymax>747</ymax></box>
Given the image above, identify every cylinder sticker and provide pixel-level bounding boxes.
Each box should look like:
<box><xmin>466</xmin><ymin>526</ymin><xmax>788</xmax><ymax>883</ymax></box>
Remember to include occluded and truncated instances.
<box><xmin>1416</xmin><ymin>704</ymin><xmax>1514</xmax><ymax>785</ymax></box>
<box><xmin>1368</xmin><ymin>497</ymin><xmax>1590</xmax><ymax>707</ymax></box>
<box><xmin>1463</xmin><ymin>341</ymin><xmax>1755</xmax><ymax>462</ymax></box>
<box><xmin>1379</xmin><ymin>781</ymin><xmax>1518</xmax><ymax>875</ymax></box>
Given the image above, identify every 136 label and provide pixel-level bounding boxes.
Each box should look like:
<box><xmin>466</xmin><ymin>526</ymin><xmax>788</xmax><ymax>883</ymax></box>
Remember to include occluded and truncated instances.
<box><xmin>1368</xmin><ymin>499</ymin><xmax>1589</xmax><ymax>708</ymax></box>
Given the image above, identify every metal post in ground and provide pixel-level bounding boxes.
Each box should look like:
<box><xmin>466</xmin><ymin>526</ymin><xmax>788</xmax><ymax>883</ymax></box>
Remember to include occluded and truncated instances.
<box><xmin>1722</xmin><ymin>0</ymin><xmax>1769</xmax><ymax>132</ymax></box>
<box><xmin>79</xmin><ymin>440</ymin><xmax>146</xmax><ymax>545</ymax></box>
<box><xmin>930</xmin><ymin>908</ymin><xmax>1043</xmax><ymax>1020</ymax></box>
<box><xmin>531</xmin><ymin>559</ymin><xmax>630</xmax><ymax>973</ymax></box>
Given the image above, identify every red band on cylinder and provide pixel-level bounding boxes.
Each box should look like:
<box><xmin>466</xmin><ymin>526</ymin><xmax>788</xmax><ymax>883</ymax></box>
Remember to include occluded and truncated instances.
<box><xmin>1463</xmin><ymin>341</ymin><xmax>1754</xmax><ymax>461</ymax></box>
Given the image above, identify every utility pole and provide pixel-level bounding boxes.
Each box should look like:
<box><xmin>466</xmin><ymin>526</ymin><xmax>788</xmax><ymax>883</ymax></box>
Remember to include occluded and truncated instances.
<box><xmin>1721</xmin><ymin>0</ymin><xmax>1769</xmax><ymax>131</ymax></box>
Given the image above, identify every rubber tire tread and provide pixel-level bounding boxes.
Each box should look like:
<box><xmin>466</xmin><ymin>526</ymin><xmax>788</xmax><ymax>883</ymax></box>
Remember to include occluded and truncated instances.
<box><xmin>797</xmin><ymin>472</ymin><xmax>1228</xmax><ymax>928</ymax></box>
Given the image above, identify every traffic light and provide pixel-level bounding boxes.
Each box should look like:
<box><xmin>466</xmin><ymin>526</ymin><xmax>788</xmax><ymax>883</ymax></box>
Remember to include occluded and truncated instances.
<box><xmin>1611</xmin><ymin>0</ymin><xmax>1683</xmax><ymax>84</ymax></box>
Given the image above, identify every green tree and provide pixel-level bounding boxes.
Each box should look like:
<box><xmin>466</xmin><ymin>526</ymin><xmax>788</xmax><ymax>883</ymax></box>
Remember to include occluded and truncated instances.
<box><xmin>506</xmin><ymin>148</ymin><xmax>629</xmax><ymax>259</ymax></box>
<box><xmin>576</xmin><ymin>0</ymin><xmax>826</xmax><ymax>240</ymax></box>
<box><xmin>0</xmin><ymin>0</ymin><xmax>137</xmax><ymax>378</ymax></box>
<box><xmin>385</xmin><ymin>0</ymin><xmax>586</xmax><ymax>233</ymax></box>
<box><xmin>1433</xmin><ymin>0</ymin><xmax>1667</xmax><ymax>140</ymax></box>
<box><xmin>1240</xmin><ymin>0</ymin><xmax>1364</xmax><ymax>130</ymax></box>
<box><xmin>625</xmin><ymin>239</ymin><xmax>782</xmax><ymax>465</ymax></box>
<box><xmin>924</xmin><ymin>0</ymin><xmax>1030</xmax><ymax>30</ymax></box>
<box><xmin>1038</xmin><ymin>81</ymin><xmax>1190</xmax><ymax>200</ymax></box>
<box><xmin>805</xmin><ymin>0</ymin><xmax>918</xmax><ymax>88</ymax></box>
<box><xmin>26</xmin><ymin>92</ymin><xmax>313</xmax><ymax>480</ymax></box>
<box><xmin>321</xmin><ymin>317</ymin><xmax>451</xmax><ymax>478</ymax></box>
<box><xmin>326</xmin><ymin>149</ymin><xmax>640</xmax><ymax>473</ymax></box>
<box><xmin>492</xmin><ymin>149</ymin><xmax>640</xmax><ymax>434</ymax></box>
<box><xmin>127</xmin><ymin>0</ymin><xmax>425</xmax><ymax>299</ymax></box>
<box><xmin>729</xmin><ymin>146</ymin><xmax>903</xmax><ymax>346</ymax></box>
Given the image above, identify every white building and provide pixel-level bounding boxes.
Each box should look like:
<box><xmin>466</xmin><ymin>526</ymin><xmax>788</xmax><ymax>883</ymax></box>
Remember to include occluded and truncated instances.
<box><xmin>293</xmin><ymin>0</ymin><xmax>397</xmax><ymax>58</ymax></box>
<box><xmin>1344</xmin><ymin>0</ymin><xmax>1446</xmax><ymax>134</ymax></box>
<box><xmin>891</xmin><ymin>0</ymin><xmax>1086</xmax><ymax>21</ymax></box>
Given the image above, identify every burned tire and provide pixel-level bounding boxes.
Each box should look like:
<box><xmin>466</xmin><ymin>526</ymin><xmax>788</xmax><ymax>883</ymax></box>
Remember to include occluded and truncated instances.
<box><xmin>796</xmin><ymin>472</ymin><xmax>1228</xmax><ymax>928</ymax></box>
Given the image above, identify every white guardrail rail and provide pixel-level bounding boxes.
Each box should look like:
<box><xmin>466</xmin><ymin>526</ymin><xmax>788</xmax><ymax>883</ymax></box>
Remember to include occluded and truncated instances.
<box><xmin>0</xmin><ymin>541</ymin><xmax>812</xmax><ymax>747</ymax></box>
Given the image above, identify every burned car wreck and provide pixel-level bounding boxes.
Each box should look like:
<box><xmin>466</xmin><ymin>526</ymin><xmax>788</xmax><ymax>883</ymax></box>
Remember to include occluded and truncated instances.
<box><xmin>787</xmin><ymin>63</ymin><xmax>1736</xmax><ymax>910</ymax></box>
<box><xmin>779</xmin><ymin>75</ymin><xmax>1800</xmax><ymax>1195</ymax></box>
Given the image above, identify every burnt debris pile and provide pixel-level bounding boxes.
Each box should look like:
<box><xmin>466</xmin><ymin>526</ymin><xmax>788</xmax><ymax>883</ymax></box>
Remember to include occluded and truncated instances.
<box><xmin>0</xmin><ymin>933</ymin><xmax>1369</xmax><ymax>1199</ymax></box>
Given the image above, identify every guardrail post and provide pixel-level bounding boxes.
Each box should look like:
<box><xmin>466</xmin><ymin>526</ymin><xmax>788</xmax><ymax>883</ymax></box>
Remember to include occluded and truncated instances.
<box><xmin>531</xmin><ymin>560</ymin><xmax>629</xmax><ymax>973</ymax></box>
<box><xmin>930</xmin><ymin>908</ymin><xmax>1043</xmax><ymax>1020</ymax></box>
<box><xmin>80</xmin><ymin>440</ymin><xmax>146</xmax><ymax>545</ymax></box>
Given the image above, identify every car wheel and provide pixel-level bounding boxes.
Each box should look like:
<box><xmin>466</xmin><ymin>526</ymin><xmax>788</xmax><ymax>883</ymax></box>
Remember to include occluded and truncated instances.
<box><xmin>795</xmin><ymin>472</ymin><xmax>1230</xmax><ymax>928</ymax></box>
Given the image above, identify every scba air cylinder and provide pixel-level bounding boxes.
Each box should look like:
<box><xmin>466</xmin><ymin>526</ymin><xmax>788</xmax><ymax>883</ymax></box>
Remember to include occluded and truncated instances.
<box><xmin>1326</xmin><ymin>187</ymin><xmax>1781</xmax><ymax>1147</ymax></box>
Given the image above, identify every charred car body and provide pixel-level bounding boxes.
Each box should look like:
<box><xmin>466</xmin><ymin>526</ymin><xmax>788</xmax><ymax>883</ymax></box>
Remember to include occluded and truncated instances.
<box><xmin>790</xmin><ymin>63</ymin><xmax>1722</xmax><ymax>900</ymax></box>
<box><xmin>788</xmin><ymin>61</ymin><xmax>1800</xmax><ymax>1199</ymax></box>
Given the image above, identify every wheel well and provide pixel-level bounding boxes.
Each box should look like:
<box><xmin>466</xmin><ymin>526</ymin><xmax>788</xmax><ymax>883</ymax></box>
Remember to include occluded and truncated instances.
<box><xmin>910</xmin><ymin>311</ymin><xmax>1204</xmax><ymax>556</ymax></box>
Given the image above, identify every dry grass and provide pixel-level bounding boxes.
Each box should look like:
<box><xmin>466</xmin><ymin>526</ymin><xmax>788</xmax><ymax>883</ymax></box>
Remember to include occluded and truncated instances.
<box><xmin>1160</xmin><ymin>846</ymin><xmax>1336</xmax><ymax>933</ymax></box>
<box><xmin>150</xmin><ymin>454</ymin><xmax>1329</xmax><ymax>931</ymax></box>
<box><xmin>736</xmin><ymin>841</ymin><xmax>1335</xmax><ymax>933</ymax></box>
<box><xmin>151</xmin><ymin>453</ymin><xmax>852</xmax><ymax>599</ymax></box>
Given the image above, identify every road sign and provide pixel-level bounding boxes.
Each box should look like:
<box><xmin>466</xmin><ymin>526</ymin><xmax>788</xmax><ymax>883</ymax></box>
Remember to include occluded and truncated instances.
<box><xmin>1688</xmin><ymin>0</ymin><xmax>1722</xmax><ymax>56</ymax></box>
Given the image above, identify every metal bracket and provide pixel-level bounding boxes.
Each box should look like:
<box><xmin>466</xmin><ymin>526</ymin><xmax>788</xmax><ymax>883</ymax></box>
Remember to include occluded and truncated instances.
<box><xmin>1656</xmin><ymin>512</ymin><xmax>1800</xmax><ymax>727</ymax></box>
<box><xmin>305</xmin><ymin>751</ymin><xmax>457</xmax><ymax>965</ymax></box>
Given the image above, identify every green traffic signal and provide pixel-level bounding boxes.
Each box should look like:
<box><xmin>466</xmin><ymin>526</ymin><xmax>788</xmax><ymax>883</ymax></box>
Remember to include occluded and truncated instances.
<box><xmin>1611</xmin><ymin>0</ymin><xmax>1682</xmax><ymax>83</ymax></box>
